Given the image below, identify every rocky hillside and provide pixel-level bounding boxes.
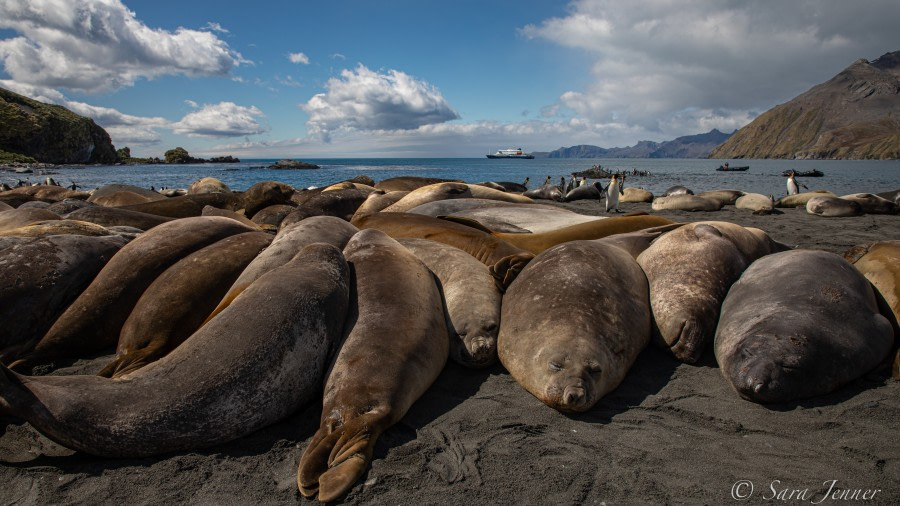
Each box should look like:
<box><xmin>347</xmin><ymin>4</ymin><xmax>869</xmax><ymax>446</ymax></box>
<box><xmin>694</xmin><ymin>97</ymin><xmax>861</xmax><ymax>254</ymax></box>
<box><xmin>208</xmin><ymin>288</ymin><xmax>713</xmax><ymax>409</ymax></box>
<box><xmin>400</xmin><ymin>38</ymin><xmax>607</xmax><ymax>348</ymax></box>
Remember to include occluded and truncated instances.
<box><xmin>0</xmin><ymin>86</ymin><xmax>117</xmax><ymax>164</ymax></box>
<box><xmin>710</xmin><ymin>51</ymin><xmax>900</xmax><ymax>159</ymax></box>
<box><xmin>535</xmin><ymin>129</ymin><xmax>732</xmax><ymax>158</ymax></box>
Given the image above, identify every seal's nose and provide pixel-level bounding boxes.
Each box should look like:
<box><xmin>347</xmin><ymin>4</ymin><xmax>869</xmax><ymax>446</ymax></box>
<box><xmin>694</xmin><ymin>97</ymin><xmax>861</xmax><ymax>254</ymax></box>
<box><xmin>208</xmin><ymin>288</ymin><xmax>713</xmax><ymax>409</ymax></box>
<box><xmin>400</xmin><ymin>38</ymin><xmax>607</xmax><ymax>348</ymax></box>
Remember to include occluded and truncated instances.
<box><xmin>562</xmin><ymin>385</ymin><xmax>585</xmax><ymax>407</ymax></box>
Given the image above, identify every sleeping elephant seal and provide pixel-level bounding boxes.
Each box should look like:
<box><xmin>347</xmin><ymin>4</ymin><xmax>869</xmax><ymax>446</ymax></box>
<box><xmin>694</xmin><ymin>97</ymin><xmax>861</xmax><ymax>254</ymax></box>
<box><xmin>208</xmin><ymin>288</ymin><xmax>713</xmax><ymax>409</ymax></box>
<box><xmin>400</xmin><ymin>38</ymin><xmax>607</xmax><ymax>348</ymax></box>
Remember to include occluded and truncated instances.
<box><xmin>0</xmin><ymin>207</ymin><xmax>60</xmax><ymax>233</ymax></box>
<box><xmin>715</xmin><ymin>250</ymin><xmax>894</xmax><ymax>404</ymax></box>
<box><xmin>98</xmin><ymin>231</ymin><xmax>273</xmax><ymax>378</ymax></box>
<box><xmin>353</xmin><ymin>212</ymin><xmax>534</xmax><ymax>291</ymax></box>
<box><xmin>735</xmin><ymin>193</ymin><xmax>776</xmax><ymax>214</ymax></box>
<box><xmin>564</xmin><ymin>181</ymin><xmax>603</xmax><ymax>202</ymax></box>
<box><xmin>204</xmin><ymin>216</ymin><xmax>358</xmax><ymax>323</ymax></box>
<box><xmin>774</xmin><ymin>190</ymin><xmax>836</xmax><ymax>208</ymax></box>
<box><xmin>66</xmin><ymin>206</ymin><xmax>174</xmax><ymax>230</ymax></box>
<box><xmin>398</xmin><ymin>237</ymin><xmax>501</xmax><ymax>368</ymax></box>
<box><xmin>382</xmin><ymin>182</ymin><xmax>471</xmax><ymax>213</ymax></box>
<box><xmin>498</xmin><ymin>240</ymin><xmax>651</xmax><ymax>413</ymax></box>
<box><xmin>374</xmin><ymin>176</ymin><xmax>463</xmax><ymax>192</ymax></box>
<box><xmin>297</xmin><ymin>229</ymin><xmax>448</xmax><ymax>502</ymax></box>
<box><xmin>241</xmin><ymin>181</ymin><xmax>295</xmax><ymax>218</ymax></box>
<box><xmin>662</xmin><ymin>185</ymin><xmax>693</xmax><ymax>197</ymax></box>
<box><xmin>0</xmin><ymin>235</ymin><xmax>129</xmax><ymax>357</ymax></box>
<box><xmin>7</xmin><ymin>217</ymin><xmax>258</xmax><ymax>370</ymax></box>
<box><xmin>806</xmin><ymin>195</ymin><xmax>863</xmax><ymax>217</ymax></box>
<box><xmin>840</xmin><ymin>193</ymin><xmax>899</xmax><ymax>215</ymax></box>
<box><xmin>188</xmin><ymin>177</ymin><xmax>230</xmax><ymax>194</ymax></box>
<box><xmin>0</xmin><ymin>243</ymin><xmax>350</xmax><ymax>457</ymax></box>
<box><xmin>0</xmin><ymin>219</ymin><xmax>116</xmax><ymax>238</ymax></box>
<box><xmin>350</xmin><ymin>190</ymin><xmax>409</xmax><ymax>222</ymax></box>
<box><xmin>698</xmin><ymin>189</ymin><xmax>744</xmax><ymax>206</ymax></box>
<box><xmin>652</xmin><ymin>195</ymin><xmax>723</xmax><ymax>212</ymax></box>
<box><xmin>621</xmin><ymin>187</ymin><xmax>654</xmax><ymax>203</ymax></box>
<box><xmin>523</xmin><ymin>183</ymin><xmax>564</xmax><ymax>201</ymax></box>
<box><xmin>636</xmin><ymin>222</ymin><xmax>781</xmax><ymax>363</ymax></box>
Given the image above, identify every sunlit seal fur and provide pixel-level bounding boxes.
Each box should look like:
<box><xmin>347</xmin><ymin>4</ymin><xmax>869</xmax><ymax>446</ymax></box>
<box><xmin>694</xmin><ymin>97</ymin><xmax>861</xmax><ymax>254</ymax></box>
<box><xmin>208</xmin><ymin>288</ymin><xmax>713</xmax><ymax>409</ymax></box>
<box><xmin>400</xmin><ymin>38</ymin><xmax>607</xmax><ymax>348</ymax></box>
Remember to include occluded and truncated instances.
<box><xmin>498</xmin><ymin>240</ymin><xmax>651</xmax><ymax>413</ymax></box>
<box><xmin>774</xmin><ymin>190</ymin><xmax>836</xmax><ymax>208</ymax></box>
<box><xmin>188</xmin><ymin>177</ymin><xmax>231</xmax><ymax>194</ymax></box>
<box><xmin>698</xmin><ymin>189</ymin><xmax>744</xmax><ymax>206</ymax></box>
<box><xmin>7</xmin><ymin>217</ymin><xmax>258</xmax><ymax>370</ymax></box>
<box><xmin>374</xmin><ymin>176</ymin><xmax>463</xmax><ymax>192</ymax></box>
<box><xmin>0</xmin><ymin>243</ymin><xmax>350</xmax><ymax>457</ymax></box>
<box><xmin>66</xmin><ymin>206</ymin><xmax>174</xmax><ymax>230</ymax></box>
<box><xmin>98</xmin><ymin>231</ymin><xmax>273</xmax><ymax>378</ymax></box>
<box><xmin>735</xmin><ymin>193</ymin><xmax>776</xmax><ymax>213</ymax></box>
<box><xmin>494</xmin><ymin>214</ymin><xmax>676</xmax><ymax>255</ymax></box>
<box><xmin>652</xmin><ymin>195</ymin><xmax>723</xmax><ymax>212</ymax></box>
<box><xmin>438</xmin><ymin>205</ymin><xmax>603</xmax><ymax>234</ymax></box>
<box><xmin>523</xmin><ymin>183</ymin><xmax>564</xmax><ymax>201</ymax></box>
<box><xmin>662</xmin><ymin>185</ymin><xmax>693</xmax><ymax>197</ymax></box>
<box><xmin>0</xmin><ymin>208</ymin><xmax>60</xmax><ymax>233</ymax></box>
<box><xmin>806</xmin><ymin>195</ymin><xmax>863</xmax><ymax>217</ymax></box>
<box><xmin>715</xmin><ymin>250</ymin><xmax>893</xmax><ymax>403</ymax></box>
<box><xmin>350</xmin><ymin>190</ymin><xmax>409</xmax><ymax>222</ymax></box>
<box><xmin>620</xmin><ymin>187</ymin><xmax>654</xmax><ymax>203</ymax></box>
<box><xmin>840</xmin><ymin>193</ymin><xmax>899</xmax><ymax>215</ymax></box>
<box><xmin>297</xmin><ymin>229</ymin><xmax>448</xmax><ymax>502</ymax></box>
<box><xmin>0</xmin><ymin>219</ymin><xmax>115</xmax><ymax>238</ymax></box>
<box><xmin>398</xmin><ymin>237</ymin><xmax>501</xmax><ymax>368</ymax></box>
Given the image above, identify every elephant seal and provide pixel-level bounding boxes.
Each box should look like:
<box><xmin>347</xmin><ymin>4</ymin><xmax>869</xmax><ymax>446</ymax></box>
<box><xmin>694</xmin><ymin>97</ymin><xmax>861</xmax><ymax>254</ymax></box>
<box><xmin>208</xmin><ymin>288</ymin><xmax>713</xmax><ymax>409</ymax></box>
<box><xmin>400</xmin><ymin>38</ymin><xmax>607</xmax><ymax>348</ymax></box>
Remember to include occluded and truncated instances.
<box><xmin>88</xmin><ymin>184</ymin><xmax>165</xmax><ymax>203</ymax></box>
<box><xmin>66</xmin><ymin>206</ymin><xmax>174</xmax><ymax>230</ymax></box>
<box><xmin>241</xmin><ymin>181</ymin><xmax>296</xmax><ymax>217</ymax></box>
<box><xmin>698</xmin><ymin>189</ymin><xmax>744</xmax><ymax>206</ymax></box>
<box><xmin>498</xmin><ymin>240</ymin><xmax>651</xmax><ymax>413</ymax></box>
<box><xmin>0</xmin><ymin>235</ymin><xmax>129</xmax><ymax>356</ymax></box>
<box><xmin>715</xmin><ymin>250</ymin><xmax>894</xmax><ymax>403</ymax></box>
<box><xmin>297</xmin><ymin>229</ymin><xmax>448</xmax><ymax>502</ymax></box>
<box><xmin>98</xmin><ymin>231</ymin><xmax>273</xmax><ymax>378</ymax></box>
<box><xmin>844</xmin><ymin>240</ymin><xmax>900</xmax><ymax>379</ymax></box>
<box><xmin>118</xmin><ymin>193</ymin><xmax>244</xmax><ymax>219</ymax></box>
<box><xmin>374</xmin><ymin>176</ymin><xmax>463</xmax><ymax>192</ymax></box>
<box><xmin>17</xmin><ymin>201</ymin><xmax>51</xmax><ymax>210</ymax></box>
<box><xmin>398</xmin><ymin>237</ymin><xmax>501</xmax><ymax>368</ymax></box>
<box><xmin>594</xmin><ymin>223</ymin><xmax>685</xmax><ymax>259</ymax></box>
<box><xmin>466</xmin><ymin>183</ymin><xmax>533</xmax><ymax>204</ymax></box>
<box><xmin>662</xmin><ymin>185</ymin><xmax>693</xmax><ymax>197</ymax></box>
<box><xmin>806</xmin><ymin>195</ymin><xmax>863</xmax><ymax>217</ymax></box>
<box><xmin>382</xmin><ymin>182</ymin><xmax>471</xmax><ymax>213</ymax></box>
<box><xmin>353</xmin><ymin>212</ymin><xmax>534</xmax><ymax>291</ymax></box>
<box><xmin>407</xmin><ymin>198</ymin><xmax>548</xmax><ymax>218</ymax></box>
<box><xmin>201</xmin><ymin>204</ymin><xmax>258</xmax><ymax>228</ymax></box>
<box><xmin>494</xmin><ymin>214</ymin><xmax>676</xmax><ymax>255</ymax></box>
<box><xmin>205</xmin><ymin>216</ymin><xmax>359</xmax><ymax>323</ymax></box>
<box><xmin>840</xmin><ymin>193</ymin><xmax>899</xmax><ymax>215</ymax></box>
<box><xmin>0</xmin><ymin>208</ymin><xmax>60</xmax><ymax>233</ymax></box>
<box><xmin>523</xmin><ymin>183</ymin><xmax>564</xmax><ymax>201</ymax></box>
<box><xmin>46</xmin><ymin>198</ymin><xmax>95</xmax><ymax>215</ymax></box>
<box><xmin>281</xmin><ymin>188</ymin><xmax>369</xmax><ymax>227</ymax></box>
<box><xmin>564</xmin><ymin>181</ymin><xmax>603</xmax><ymax>202</ymax></box>
<box><xmin>0</xmin><ymin>201</ymin><xmax>12</xmax><ymax>211</ymax></box>
<box><xmin>636</xmin><ymin>222</ymin><xmax>781</xmax><ymax>363</ymax></box>
<box><xmin>89</xmin><ymin>190</ymin><xmax>158</xmax><ymax>207</ymax></box>
<box><xmin>350</xmin><ymin>190</ymin><xmax>409</xmax><ymax>222</ymax></box>
<box><xmin>480</xmin><ymin>181</ymin><xmax>527</xmax><ymax>193</ymax></box>
<box><xmin>0</xmin><ymin>219</ymin><xmax>115</xmax><ymax>238</ymax></box>
<box><xmin>0</xmin><ymin>243</ymin><xmax>350</xmax><ymax>457</ymax></box>
<box><xmin>443</xmin><ymin>206</ymin><xmax>602</xmax><ymax>234</ymax></box>
<box><xmin>621</xmin><ymin>187</ymin><xmax>654</xmax><ymax>203</ymax></box>
<box><xmin>736</xmin><ymin>193</ymin><xmax>776</xmax><ymax>213</ymax></box>
<box><xmin>652</xmin><ymin>195</ymin><xmax>723</xmax><ymax>212</ymax></box>
<box><xmin>774</xmin><ymin>190</ymin><xmax>836</xmax><ymax>208</ymax></box>
<box><xmin>188</xmin><ymin>177</ymin><xmax>231</xmax><ymax>194</ymax></box>
<box><xmin>8</xmin><ymin>217</ymin><xmax>258</xmax><ymax>370</ymax></box>
<box><xmin>875</xmin><ymin>189</ymin><xmax>900</xmax><ymax>205</ymax></box>
<box><xmin>250</xmin><ymin>204</ymin><xmax>295</xmax><ymax>226</ymax></box>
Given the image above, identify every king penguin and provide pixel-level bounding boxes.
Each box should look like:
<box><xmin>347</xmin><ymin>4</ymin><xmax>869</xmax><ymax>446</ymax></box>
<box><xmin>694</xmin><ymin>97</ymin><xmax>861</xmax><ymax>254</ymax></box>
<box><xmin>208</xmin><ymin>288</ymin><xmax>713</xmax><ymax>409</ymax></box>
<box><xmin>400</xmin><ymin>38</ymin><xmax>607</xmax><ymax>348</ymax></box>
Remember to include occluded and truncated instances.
<box><xmin>786</xmin><ymin>171</ymin><xmax>807</xmax><ymax>195</ymax></box>
<box><xmin>604</xmin><ymin>176</ymin><xmax>624</xmax><ymax>213</ymax></box>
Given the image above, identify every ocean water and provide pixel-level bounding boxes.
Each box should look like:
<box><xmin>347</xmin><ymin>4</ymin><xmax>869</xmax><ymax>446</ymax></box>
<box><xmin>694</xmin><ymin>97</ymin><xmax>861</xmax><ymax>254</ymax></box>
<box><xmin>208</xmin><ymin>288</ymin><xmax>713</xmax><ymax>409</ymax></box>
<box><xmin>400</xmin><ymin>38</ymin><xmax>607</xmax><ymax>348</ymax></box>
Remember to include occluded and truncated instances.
<box><xmin>6</xmin><ymin>158</ymin><xmax>900</xmax><ymax>198</ymax></box>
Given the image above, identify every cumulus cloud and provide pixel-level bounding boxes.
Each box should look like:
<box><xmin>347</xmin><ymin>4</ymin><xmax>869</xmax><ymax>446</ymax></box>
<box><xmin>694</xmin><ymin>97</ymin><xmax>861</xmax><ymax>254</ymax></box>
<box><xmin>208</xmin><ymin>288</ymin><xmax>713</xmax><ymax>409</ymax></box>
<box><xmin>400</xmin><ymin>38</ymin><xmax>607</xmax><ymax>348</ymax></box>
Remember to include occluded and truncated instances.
<box><xmin>521</xmin><ymin>0</ymin><xmax>900</xmax><ymax>135</ymax></box>
<box><xmin>302</xmin><ymin>64</ymin><xmax>460</xmax><ymax>141</ymax></box>
<box><xmin>172</xmin><ymin>102</ymin><xmax>268</xmax><ymax>138</ymax></box>
<box><xmin>288</xmin><ymin>52</ymin><xmax>310</xmax><ymax>64</ymax></box>
<box><xmin>65</xmin><ymin>100</ymin><xmax>169</xmax><ymax>144</ymax></box>
<box><xmin>0</xmin><ymin>0</ymin><xmax>246</xmax><ymax>93</ymax></box>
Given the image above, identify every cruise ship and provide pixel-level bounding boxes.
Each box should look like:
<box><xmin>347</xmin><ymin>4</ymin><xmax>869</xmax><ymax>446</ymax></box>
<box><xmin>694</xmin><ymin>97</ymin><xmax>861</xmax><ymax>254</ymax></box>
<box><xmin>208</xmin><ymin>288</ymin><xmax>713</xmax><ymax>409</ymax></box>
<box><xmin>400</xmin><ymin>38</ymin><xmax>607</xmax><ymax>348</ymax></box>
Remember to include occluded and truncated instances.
<box><xmin>486</xmin><ymin>148</ymin><xmax>534</xmax><ymax>159</ymax></box>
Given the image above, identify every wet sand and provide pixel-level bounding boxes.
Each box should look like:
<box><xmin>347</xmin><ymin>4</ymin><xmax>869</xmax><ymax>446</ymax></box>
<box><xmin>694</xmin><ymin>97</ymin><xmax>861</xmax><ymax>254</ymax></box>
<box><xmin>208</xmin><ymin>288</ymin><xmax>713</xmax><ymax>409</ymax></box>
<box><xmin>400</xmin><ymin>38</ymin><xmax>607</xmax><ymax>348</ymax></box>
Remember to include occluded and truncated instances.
<box><xmin>1</xmin><ymin>200</ymin><xmax>898</xmax><ymax>505</ymax></box>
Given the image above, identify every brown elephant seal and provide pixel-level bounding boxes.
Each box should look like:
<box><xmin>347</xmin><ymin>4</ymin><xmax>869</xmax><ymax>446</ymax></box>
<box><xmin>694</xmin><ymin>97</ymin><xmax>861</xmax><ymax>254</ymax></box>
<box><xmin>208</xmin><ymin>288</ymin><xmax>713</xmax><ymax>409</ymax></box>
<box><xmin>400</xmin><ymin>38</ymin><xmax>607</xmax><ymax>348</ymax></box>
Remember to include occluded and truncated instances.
<box><xmin>564</xmin><ymin>181</ymin><xmax>603</xmax><ymax>202</ymax></box>
<box><xmin>636</xmin><ymin>222</ymin><xmax>782</xmax><ymax>363</ymax></box>
<box><xmin>88</xmin><ymin>184</ymin><xmax>165</xmax><ymax>203</ymax></box>
<box><xmin>840</xmin><ymin>193</ymin><xmax>899</xmax><ymax>214</ymax></box>
<box><xmin>494</xmin><ymin>214</ymin><xmax>676</xmax><ymax>255</ymax></box>
<box><xmin>442</xmin><ymin>205</ymin><xmax>603</xmax><ymax>234</ymax></box>
<box><xmin>16</xmin><ymin>200</ymin><xmax>51</xmax><ymax>209</ymax></box>
<box><xmin>398</xmin><ymin>237</ymin><xmax>501</xmax><ymax>368</ymax></box>
<box><xmin>281</xmin><ymin>188</ymin><xmax>370</xmax><ymax>227</ymax></box>
<box><xmin>89</xmin><ymin>190</ymin><xmax>158</xmax><ymax>207</ymax></box>
<box><xmin>652</xmin><ymin>195</ymin><xmax>723</xmax><ymax>212</ymax></box>
<box><xmin>806</xmin><ymin>195</ymin><xmax>863</xmax><ymax>217</ymax></box>
<box><xmin>241</xmin><ymin>181</ymin><xmax>296</xmax><ymax>217</ymax></box>
<box><xmin>201</xmin><ymin>204</ymin><xmax>258</xmax><ymax>228</ymax></box>
<box><xmin>8</xmin><ymin>216</ymin><xmax>258</xmax><ymax>370</ymax></box>
<box><xmin>297</xmin><ymin>229</ymin><xmax>448</xmax><ymax>502</ymax></box>
<box><xmin>407</xmin><ymin>198</ymin><xmax>549</xmax><ymax>218</ymax></box>
<box><xmin>735</xmin><ymin>193</ymin><xmax>776</xmax><ymax>213</ymax></box>
<box><xmin>0</xmin><ymin>219</ymin><xmax>115</xmax><ymax>238</ymax></box>
<box><xmin>844</xmin><ymin>240</ymin><xmax>900</xmax><ymax>379</ymax></box>
<box><xmin>715</xmin><ymin>250</ymin><xmax>894</xmax><ymax>403</ymax></box>
<box><xmin>46</xmin><ymin>198</ymin><xmax>95</xmax><ymax>215</ymax></box>
<box><xmin>250</xmin><ymin>204</ymin><xmax>295</xmax><ymax>226</ymax></box>
<box><xmin>66</xmin><ymin>205</ymin><xmax>174</xmax><ymax>230</ymax></box>
<box><xmin>0</xmin><ymin>242</ymin><xmax>350</xmax><ymax>457</ymax></box>
<box><xmin>498</xmin><ymin>240</ymin><xmax>651</xmax><ymax>413</ymax></box>
<box><xmin>662</xmin><ymin>185</ymin><xmax>693</xmax><ymax>197</ymax></box>
<box><xmin>2</xmin><ymin>184</ymin><xmax>77</xmax><ymax>202</ymax></box>
<box><xmin>774</xmin><ymin>190</ymin><xmax>835</xmax><ymax>208</ymax></box>
<box><xmin>621</xmin><ymin>187</ymin><xmax>654</xmax><ymax>203</ymax></box>
<box><xmin>350</xmin><ymin>190</ymin><xmax>408</xmax><ymax>222</ymax></box>
<box><xmin>374</xmin><ymin>176</ymin><xmax>462</xmax><ymax>192</ymax></box>
<box><xmin>98</xmin><ymin>231</ymin><xmax>273</xmax><ymax>378</ymax></box>
<box><xmin>698</xmin><ymin>189</ymin><xmax>744</xmax><ymax>206</ymax></box>
<box><xmin>594</xmin><ymin>223</ymin><xmax>685</xmax><ymax>259</ymax></box>
<box><xmin>465</xmin><ymin>183</ymin><xmax>533</xmax><ymax>204</ymax></box>
<box><xmin>117</xmin><ymin>192</ymin><xmax>244</xmax><ymax>218</ymax></box>
<box><xmin>523</xmin><ymin>183</ymin><xmax>564</xmax><ymax>201</ymax></box>
<box><xmin>876</xmin><ymin>189</ymin><xmax>900</xmax><ymax>204</ymax></box>
<box><xmin>0</xmin><ymin>201</ymin><xmax>12</xmax><ymax>211</ymax></box>
<box><xmin>0</xmin><ymin>235</ymin><xmax>129</xmax><ymax>357</ymax></box>
<box><xmin>0</xmin><ymin>207</ymin><xmax>60</xmax><ymax>232</ymax></box>
<box><xmin>188</xmin><ymin>177</ymin><xmax>231</xmax><ymax>194</ymax></box>
<box><xmin>205</xmin><ymin>216</ymin><xmax>359</xmax><ymax>323</ymax></box>
<box><xmin>353</xmin><ymin>212</ymin><xmax>534</xmax><ymax>291</ymax></box>
<box><xmin>382</xmin><ymin>182</ymin><xmax>471</xmax><ymax>212</ymax></box>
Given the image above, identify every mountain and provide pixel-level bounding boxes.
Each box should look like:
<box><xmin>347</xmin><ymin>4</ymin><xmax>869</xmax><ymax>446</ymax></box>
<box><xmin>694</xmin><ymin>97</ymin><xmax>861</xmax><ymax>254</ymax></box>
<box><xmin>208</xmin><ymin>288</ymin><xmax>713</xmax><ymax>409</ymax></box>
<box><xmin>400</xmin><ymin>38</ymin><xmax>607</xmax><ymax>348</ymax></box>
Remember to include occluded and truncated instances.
<box><xmin>710</xmin><ymin>51</ymin><xmax>900</xmax><ymax>159</ymax></box>
<box><xmin>533</xmin><ymin>129</ymin><xmax>733</xmax><ymax>158</ymax></box>
<box><xmin>0</xmin><ymin>86</ymin><xmax>117</xmax><ymax>164</ymax></box>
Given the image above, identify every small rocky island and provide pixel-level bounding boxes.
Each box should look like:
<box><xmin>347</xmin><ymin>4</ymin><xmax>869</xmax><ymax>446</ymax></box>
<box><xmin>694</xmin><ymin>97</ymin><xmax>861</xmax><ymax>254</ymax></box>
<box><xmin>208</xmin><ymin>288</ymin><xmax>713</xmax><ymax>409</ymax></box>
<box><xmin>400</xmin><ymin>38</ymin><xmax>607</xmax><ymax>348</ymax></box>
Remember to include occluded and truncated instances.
<box><xmin>267</xmin><ymin>159</ymin><xmax>320</xmax><ymax>170</ymax></box>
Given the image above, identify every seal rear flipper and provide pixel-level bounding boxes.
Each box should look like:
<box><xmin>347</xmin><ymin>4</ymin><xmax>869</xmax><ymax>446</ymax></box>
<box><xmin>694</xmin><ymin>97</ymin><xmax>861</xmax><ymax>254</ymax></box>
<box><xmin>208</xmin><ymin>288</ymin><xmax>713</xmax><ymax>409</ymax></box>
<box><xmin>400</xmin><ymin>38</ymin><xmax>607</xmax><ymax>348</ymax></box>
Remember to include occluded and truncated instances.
<box><xmin>436</xmin><ymin>215</ymin><xmax>495</xmax><ymax>234</ymax></box>
<box><xmin>200</xmin><ymin>284</ymin><xmax>249</xmax><ymax>327</ymax></box>
<box><xmin>97</xmin><ymin>340</ymin><xmax>169</xmax><ymax>378</ymax></box>
<box><xmin>298</xmin><ymin>417</ymin><xmax>381</xmax><ymax>502</ymax></box>
<box><xmin>0</xmin><ymin>363</ymin><xmax>35</xmax><ymax>419</ymax></box>
<box><xmin>490</xmin><ymin>252</ymin><xmax>534</xmax><ymax>293</ymax></box>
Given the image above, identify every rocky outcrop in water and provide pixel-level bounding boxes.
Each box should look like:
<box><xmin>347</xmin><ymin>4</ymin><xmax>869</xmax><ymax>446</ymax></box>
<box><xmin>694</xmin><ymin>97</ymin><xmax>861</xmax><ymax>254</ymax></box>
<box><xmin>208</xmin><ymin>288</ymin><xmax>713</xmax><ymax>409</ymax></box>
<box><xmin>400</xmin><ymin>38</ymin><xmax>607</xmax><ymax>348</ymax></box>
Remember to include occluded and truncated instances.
<box><xmin>0</xmin><ymin>86</ymin><xmax>117</xmax><ymax>164</ymax></box>
<box><xmin>268</xmin><ymin>159</ymin><xmax>320</xmax><ymax>170</ymax></box>
<box><xmin>710</xmin><ymin>51</ymin><xmax>900</xmax><ymax>160</ymax></box>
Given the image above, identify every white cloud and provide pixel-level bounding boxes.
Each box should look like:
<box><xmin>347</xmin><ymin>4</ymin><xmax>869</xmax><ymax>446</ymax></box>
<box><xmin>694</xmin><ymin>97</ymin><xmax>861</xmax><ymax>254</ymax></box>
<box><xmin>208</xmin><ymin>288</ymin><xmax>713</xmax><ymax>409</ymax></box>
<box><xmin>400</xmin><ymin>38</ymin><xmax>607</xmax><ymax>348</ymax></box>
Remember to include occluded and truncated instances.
<box><xmin>288</xmin><ymin>52</ymin><xmax>310</xmax><ymax>64</ymax></box>
<box><xmin>0</xmin><ymin>0</ymin><xmax>246</xmax><ymax>93</ymax></box>
<box><xmin>521</xmin><ymin>0</ymin><xmax>900</xmax><ymax>136</ymax></box>
<box><xmin>172</xmin><ymin>101</ymin><xmax>268</xmax><ymax>138</ymax></box>
<box><xmin>204</xmin><ymin>22</ymin><xmax>228</xmax><ymax>33</ymax></box>
<box><xmin>301</xmin><ymin>64</ymin><xmax>460</xmax><ymax>141</ymax></box>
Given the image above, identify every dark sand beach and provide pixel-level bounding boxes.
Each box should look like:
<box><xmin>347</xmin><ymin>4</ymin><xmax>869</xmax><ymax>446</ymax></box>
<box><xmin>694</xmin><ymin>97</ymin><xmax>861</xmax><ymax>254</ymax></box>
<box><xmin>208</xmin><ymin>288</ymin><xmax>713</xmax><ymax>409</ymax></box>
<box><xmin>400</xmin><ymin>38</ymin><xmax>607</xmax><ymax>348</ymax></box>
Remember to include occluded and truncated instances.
<box><xmin>1</xmin><ymin>201</ymin><xmax>898</xmax><ymax>505</ymax></box>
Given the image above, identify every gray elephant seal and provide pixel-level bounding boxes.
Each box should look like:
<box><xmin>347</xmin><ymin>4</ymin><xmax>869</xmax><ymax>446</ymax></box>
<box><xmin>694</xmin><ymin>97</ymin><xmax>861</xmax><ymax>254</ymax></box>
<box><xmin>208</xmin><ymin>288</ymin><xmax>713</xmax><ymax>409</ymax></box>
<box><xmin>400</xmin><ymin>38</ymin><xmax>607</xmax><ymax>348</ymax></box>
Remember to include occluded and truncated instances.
<box><xmin>715</xmin><ymin>250</ymin><xmax>893</xmax><ymax>403</ymax></box>
<box><xmin>662</xmin><ymin>185</ymin><xmax>693</xmax><ymax>197</ymax></box>
<box><xmin>297</xmin><ymin>229</ymin><xmax>448</xmax><ymax>502</ymax></box>
<box><xmin>398</xmin><ymin>237</ymin><xmax>501</xmax><ymax>368</ymax></box>
<box><xmin>498</xmin><ymin>240</ymin><xmax>651</xmax><ymax>413</ymax></box>
<box><xmin>523</xmin><ymin>183</ymin><xmax>564</xmax><ymax>201</ymax></box>
<box><xmin>774</xmin><ymin>190</ymin><xmax>836</xmax><ymax>208</ymax></box>
<box><xmin>652</xmin><ymin>195</ymin><xmax>723</xmax><ymax>212</ymax></box>
<box><xmin>806</xmin><ymin>195</ymin><xmax>863</xmax><ymax>217</ymax></box>
<box><xmin>0</xmin><ymin>242</ymin><xmax>350</xmax><ymax>457</ymax></box>
<box><xmin>636</xmin><ymin>222</ymin><xmax>780</xmax><ymax>363</ymax></box>
<box><xmin>698</xmin><ymin>189</ymin><xmax>744</xmax><ymax>206</ymax></box>
<box><xmin>840</xmin><ymin>193</ymin><xmax>899</xmax><ymax>214</ymax></box>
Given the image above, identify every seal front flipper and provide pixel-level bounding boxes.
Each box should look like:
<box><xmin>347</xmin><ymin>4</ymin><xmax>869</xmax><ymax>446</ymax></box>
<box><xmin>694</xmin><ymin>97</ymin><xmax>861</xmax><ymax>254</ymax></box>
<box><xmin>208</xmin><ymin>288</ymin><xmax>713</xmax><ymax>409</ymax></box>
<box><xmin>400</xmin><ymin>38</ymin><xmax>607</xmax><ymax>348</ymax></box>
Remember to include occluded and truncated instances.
<box><xmin>490</xmin><ymin>252</ymin><xmax>534</xmax><ymax>292</ymax></box>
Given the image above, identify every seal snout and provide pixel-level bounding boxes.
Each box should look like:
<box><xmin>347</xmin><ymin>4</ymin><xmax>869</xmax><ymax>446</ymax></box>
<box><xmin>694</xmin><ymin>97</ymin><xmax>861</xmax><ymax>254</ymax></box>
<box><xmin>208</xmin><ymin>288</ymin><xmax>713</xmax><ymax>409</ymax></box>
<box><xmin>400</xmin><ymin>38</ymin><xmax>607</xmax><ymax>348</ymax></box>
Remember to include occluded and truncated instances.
<box><xmin>558</xmin><ymin>382</ymin><xmax>590</xmax><ymax>412</ymax></box>
<box><xmin>466</xmin><ymin>335</ymin><xmax>497</xmax><ymax>364</ymax></box>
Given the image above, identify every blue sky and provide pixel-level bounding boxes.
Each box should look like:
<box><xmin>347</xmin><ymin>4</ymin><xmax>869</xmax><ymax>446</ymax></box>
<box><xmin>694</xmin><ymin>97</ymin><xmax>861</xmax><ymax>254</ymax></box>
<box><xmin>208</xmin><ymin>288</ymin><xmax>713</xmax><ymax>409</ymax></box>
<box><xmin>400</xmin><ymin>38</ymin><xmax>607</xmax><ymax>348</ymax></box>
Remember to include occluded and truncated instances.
<box><xmin>1</xmin><ymin>0</ymin><xmax>898</xmax><ymax>158</ymax></box>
